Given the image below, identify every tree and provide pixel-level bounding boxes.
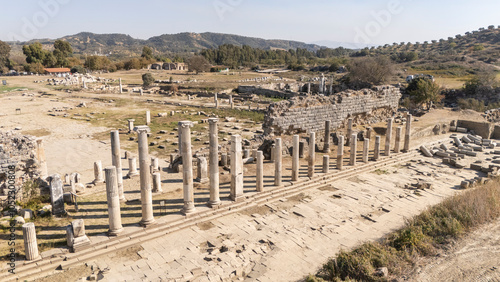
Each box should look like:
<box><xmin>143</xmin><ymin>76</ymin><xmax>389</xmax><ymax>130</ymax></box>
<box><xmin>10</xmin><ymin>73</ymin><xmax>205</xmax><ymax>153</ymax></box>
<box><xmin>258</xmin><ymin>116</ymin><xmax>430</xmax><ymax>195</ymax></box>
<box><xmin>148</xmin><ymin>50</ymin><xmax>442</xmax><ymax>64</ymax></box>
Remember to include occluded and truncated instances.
<box><xmin>142</xmin><ymin>73</ymin><xmax>155</xmax><ymax>88</ymax></box>
<box><xmin>23</xmin><ymin>42</ymin><xmax>48</xmax><ymax>64</ymax></box>
<box><xmin>0</xmin><ymin>40</ymin><xmax>11</xmax><ymax>72</ymax></box>
<box><xmin>84</xmin><ymin>55</ymin><xmax>113</xmax><ymax>71</ymax></box>
<box><xmin>463</xmin><ymin>70</ymin><xmax>498</xmax><ymax>96</ymax></box>
<box><xmin>407</xmin><ymin>77</ymin><xmax>442</xmax><ymax>110</ymax></box>
<box><xmin>53</xmin><ymin>40</ymin><xmax>73</xmax><ymax>67</ymax></box>
<box><xmin>347</xmin><ymin>56</ymin><xmax>394</xmax><ymax>88</ymax></box>
<box><xmin>187</xmin><ymin>55</ymin><xmax>211</xmax><ymax>74</ymax></box>
<box><xmin>141</xmin><ymin>46</ymin><xmax>154</xmax><ymax>60</ymax></box>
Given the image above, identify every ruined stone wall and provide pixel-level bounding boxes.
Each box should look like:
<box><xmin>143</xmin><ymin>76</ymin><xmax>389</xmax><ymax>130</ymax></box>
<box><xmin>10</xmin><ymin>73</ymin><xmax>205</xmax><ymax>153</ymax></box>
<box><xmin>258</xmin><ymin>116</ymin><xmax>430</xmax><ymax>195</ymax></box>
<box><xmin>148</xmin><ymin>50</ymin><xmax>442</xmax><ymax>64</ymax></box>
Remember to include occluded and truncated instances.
<box><xmin>263</xmin><ymin>85</ymin><xmax>401</xmax><ymax>135</ymax></box>
<box><xmin>0</xmin><ymin>131</ymin><xmax>43</xmax><ymax>197</ymax></box>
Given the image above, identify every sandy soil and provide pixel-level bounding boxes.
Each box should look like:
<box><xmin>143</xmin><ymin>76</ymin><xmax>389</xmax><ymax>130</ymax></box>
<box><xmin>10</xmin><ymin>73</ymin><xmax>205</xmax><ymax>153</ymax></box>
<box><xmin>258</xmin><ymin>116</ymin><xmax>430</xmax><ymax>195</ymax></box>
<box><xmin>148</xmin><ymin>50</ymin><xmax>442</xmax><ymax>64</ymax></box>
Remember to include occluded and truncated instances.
<box><xmin>406</xmin><ymin>219</ymin><xmax>500</xmax><ymax>281</ymax></box>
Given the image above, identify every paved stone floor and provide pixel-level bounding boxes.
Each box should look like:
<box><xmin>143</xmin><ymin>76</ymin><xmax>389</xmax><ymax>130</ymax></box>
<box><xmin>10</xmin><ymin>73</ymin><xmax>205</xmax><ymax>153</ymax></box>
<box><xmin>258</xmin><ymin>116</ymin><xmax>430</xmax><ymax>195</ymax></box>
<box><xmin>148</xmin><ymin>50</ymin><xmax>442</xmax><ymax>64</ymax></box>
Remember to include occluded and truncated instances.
<box><xmin>87</xmin><ymin>152</ymin><xmax>483</xmax><ymax>281</ymax></box>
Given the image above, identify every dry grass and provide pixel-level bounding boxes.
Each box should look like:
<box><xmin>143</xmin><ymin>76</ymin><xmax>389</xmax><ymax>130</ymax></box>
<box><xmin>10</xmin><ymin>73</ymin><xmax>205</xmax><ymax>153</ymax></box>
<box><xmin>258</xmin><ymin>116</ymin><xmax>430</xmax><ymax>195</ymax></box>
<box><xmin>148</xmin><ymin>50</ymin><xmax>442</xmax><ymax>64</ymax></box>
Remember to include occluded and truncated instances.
<box><xmin>309</xmin><ymin>177</ymin><xmax>500</xmax><ymax>282</ymax></box>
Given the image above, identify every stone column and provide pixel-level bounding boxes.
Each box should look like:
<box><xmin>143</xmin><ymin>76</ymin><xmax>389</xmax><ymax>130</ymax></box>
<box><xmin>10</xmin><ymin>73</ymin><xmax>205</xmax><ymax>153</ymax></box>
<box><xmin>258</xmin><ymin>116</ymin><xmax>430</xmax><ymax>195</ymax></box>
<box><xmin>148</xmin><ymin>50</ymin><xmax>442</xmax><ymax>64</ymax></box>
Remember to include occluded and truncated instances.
<box><xmin>230</xmin><ymin>135</ymin><xmax>244</xmax><ymax>201</ymax></box>
<box><xmin>274</xmin><ymin>138</ymin><xmax>282</xmax><ymax>186</ymax></box>
<box><xmin>270</xmin><ymin>144</ymin><xmax>275</xmax><ymax>162</ymax></box>
<box><xmin>307</xmin><ymin>82</ymin><xmax>311</xmax><ymax>94</ymax></box>
<box><xmin>323</xmin><ymin>155</ymin><xmax>329</xmax><ymax>173</ymax></box>
<box><xmin>292</xmin><ymin>135</ymin><xmax>299</xmax><ymax>181</ymax></box>
<box><xmin>346</xmin><ymin>118</ymin><xmax>353</xmax><ymax>146</ymax></box>
<box><xmin>214</xmin><ymin>93</ymin><xmax>218</xmax><ymax>108</ymax></box>
<box><xmin>105</xmin><ymin>166</ymin><xmax>124</xmax><ymax>236</ymax></box>
<box><xmin>229</xmin><ymin>94</ymin><xmax>234</xmax><ymax>109</ymax></box>
<box><xmin>374</xmin><ymin>136</ymin><xmax>381</xmax><ymax>160</ymax></box>
<box><xmin>221</xmin><ymin>153</ymin><xmax>228</xmax><ymax>167</ymax></box>
<box><xmin>404</xmin><ymin>113</ymin><xmax>412</xmax><ymax>152</ymax></box>
<box><xmin>22</xmin><ymin>222</ymin><xmax>39</xmax><ymax>261</ymax></box>
<box><xmin>93</xmin><ymin>160</ymin><xmax>104</xmax><ymax>184</ymax></box>
<box><xmin>152</xmin><ymin>172</ymin><xmax>162</xmax><ymax>193</ymax></box>
<box><xmin>110</xmin><ymin>130</ymin><xmax>126</xmax><ymax>202</ymax></box>
<box><xmin>308</xmin><ymin>132</ymin><xmax>315</xmax><ymax>178</ymax></box>
<box><xmin>337</xmin><ymin>136</ymin><xmax>344</xmax><ymax>170</ymax></box>
<box><xmin>385</xmin><ymin>118</ymin><xmax>393</xmax><ymax>156</ymax></box>
<box><xmin>127</xmin><ymin>157</ymin><xmax>139</xmax><ymax>177</ymax></box>
<box><xmin>363</xmin><ymin>139</ymin><xmax>370</xmax><ymax>163</ymax></box>
<box><xmin>256</xmin><ymin>151</ymin><xmax>264</xmax><ymax>192</ymax></box>
<box><xmin>324</xmin><ymin>120</ymin><xmax>331</xmax><ymax>153</ymax></box>
<box><xmin>146</xmin><ymin>111</ymin><xmax>151</xmax><ymax>125</ymax></box>
<box><xmin>350</xmin><ymin>134</ymin><xmax>357</xmax><ymax>166</ymax></box>
<box><xmin>196</xmin><ymin>157</ymin><xmax>208</xmax><ymax>183</ymax></box>
<box><xmin>395</xmin><ymin>127</ymin><xmax>402</xmax><ymax>154</ymax></box>
<box><xmin>138</xmin><ymin>128</ymin><xmax>155</xmax><ymax>225</ymax></box>
<box><xmin>179</xmin><ymin>121</ymin><xmax>196</xmax><ymax>214</ymax></box>
<box><xmin>208</xmin><ymin>118</ymin><xmax>221</xmax><ymax>207</ymax></box>
<box><xmin>140</xmin><ymin>89</ymin><xmax>143</xmax><ymax>96</ymax></box>
<box><xmin>119</xmin><ymin>78</ymin><xmax>123</xmax><ymax>93</ymax></box>
<box><xmin>83</xmin><ymin>80</ymin><xmax>87</xmax><ymax>89</ymax></box>
<box><xmin>299</xmin><ymin>141</ymin><xmax>305</xmax><ymax>158</ymax></box>
<box><xmin>35</xmin><ymin>139</ymin><xmax>48</xmax><ymax>179</ymax></box>
<box><xmin>366</xmin><ymin>127</ymin><xmax>372</xmax><ymax>140</ymax></box>
<box><xmin>127</xmin><ymin>119</ymin><xmax>135</xmax><ymax>133</ymax></box>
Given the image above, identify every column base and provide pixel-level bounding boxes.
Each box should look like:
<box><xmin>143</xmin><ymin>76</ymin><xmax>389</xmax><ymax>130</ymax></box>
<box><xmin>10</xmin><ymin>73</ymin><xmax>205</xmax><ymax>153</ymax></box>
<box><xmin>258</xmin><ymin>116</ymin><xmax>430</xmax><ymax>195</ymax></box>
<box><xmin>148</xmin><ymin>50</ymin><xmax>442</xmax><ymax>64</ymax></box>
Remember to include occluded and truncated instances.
<box><xmin>119</xmin><ymin>196</ymin><xmax>127</xmax><ymax>203</ymax></box>
<box><xmin>127</xmin><ymin>172</ymin><xmax>139</xmax><ymax>178</ymax></box>
<box><xmin>108</xmin><ymin>227</ymin><xmax>124</xmax><ymax>236</ymax></box>
<box><xmin>230</xmin><ymin>195</ymin><xmax>245</xmax><ymax>202</ymax></box>
<box><xmin>139</xmin><ymin>218</ymin><xmax>156</xmax><ymax>226</ymax></box>
<box><xmin>93</xmin><ymin>179</ymin><xmax>104</xmax><ymax>184</ymax></box>
<box><xmin>207</xmin><ymin>200</ymin><xmax>221</xmax><ymax>208</ymax></box>
<box><xmin>182</xmin><ymin>202</ymin><xmax>196</xmax><ymax>215</ymax></box>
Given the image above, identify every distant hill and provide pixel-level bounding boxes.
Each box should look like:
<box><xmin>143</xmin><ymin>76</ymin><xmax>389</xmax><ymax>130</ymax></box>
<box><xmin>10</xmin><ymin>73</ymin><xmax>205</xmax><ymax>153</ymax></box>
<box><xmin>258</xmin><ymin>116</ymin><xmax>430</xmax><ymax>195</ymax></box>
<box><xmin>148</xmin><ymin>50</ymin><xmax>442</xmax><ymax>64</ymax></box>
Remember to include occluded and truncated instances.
<box><xmin>8</xmin><ymin>32</ymin><xmax>323</xmax><ymax>58</ymax></box>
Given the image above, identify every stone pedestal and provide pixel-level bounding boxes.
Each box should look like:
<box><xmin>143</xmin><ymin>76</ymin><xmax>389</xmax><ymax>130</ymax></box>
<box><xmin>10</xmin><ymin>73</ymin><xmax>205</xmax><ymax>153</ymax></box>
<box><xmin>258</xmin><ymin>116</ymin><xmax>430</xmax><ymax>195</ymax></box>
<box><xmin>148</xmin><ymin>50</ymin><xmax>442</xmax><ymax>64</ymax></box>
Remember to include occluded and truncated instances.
<box><xmin>385</xmin><ymin>118</ymin><xmax>393</xmax><ymax>156</ymax></box>
<box><xmin>67</xmin><ymin>219</ymin><xmax>91</xmax><ymax>251</ymax></box>
<box><xmin>179</xmin><ymin>121</ymin><xmax>196</xmax><ymax>214</ymax></box>
<box><xmin>350</xmin><ymin>134</ymin><xmax>357</xmax><ymax>166</ymax></box>
<box><xmin>127</xmin><ymin>119</ymin><xmax>135</xmax><ymax>133</ymax></box>
<box><xmin>146</xmin><ymin>111</ymin><xmax>151</xmax><ymax>125</ymax></box>
<box><xmin>110</xmin><ymin>130</ymin><xmax>126</xmax><ymax>202</ymax></box>
<box><xmin>230</xmin><ymin>135</ymin><xmax>244</xmax><ymax>201</ymax></box>
<box><xmin>22</xmin><ymin>222</ymin><xmax>39</xmax><ymax>261</ymax></box>
<box><xmin>324</xmin><ymin>120</ymin><xmax>331</xmax><ymax>153</ymax></box>
<box><xmin>404</xmin><ymin>113</ymin><xmax>412</xmax><ymax>152</ymax></box>
<box><xmin>127</xmin><ymin>157</ymin><xmax>139</xmax><ymax>177</ymax></box>
<box><xmin>270</xmin><ymin>144</ymin><xmax>275</xmax><ymax>162</ymax></box>
<box><xmin>337</xmin><ymin>136</ymin><xmax>344</xmax><ymax>170</ymax></box>
<box><xmin>363</xmin><ymin>139</ymin><xmax>370</xmax><ymax>163</ymax></box>
<box><xmin>256</xmin><ymin>151</ymin><xmax>264</xmax><ymax>192</ymax></box>
<box><xmin>214</xmin><ymin>93</ymin><xmax>218</xmax><ymax>108</ymax></box>
<box><xmin>151</xmin><ymin>157</ymin><xmax>159</xmax><ymax>172</ymax></box>
<box><xmin>196</xmin><ymin>157</ymin><xmax>209</xmax><ymax>183</ymax></box>
<box><xmin>93</xmin><ymin>160</ymin><xmax>104</xmax><ymax>184</ymax></box>
<box><xmin>208</xmin><ymin>118</ymin><xmax>221</xmax><ymax>207</ymax></box>
<box><xmin>323</xmin><ymin>155</ymin><xmax>329</xmax><ymax>173</ymax></box>
<box><xmin>292</xmin><ymin>135</ymin><xmax>299</xmax><ymax>181</ymax></box>
<box><xmin>105</xmin><ymin>167</ymin><xmax>124</xmax><ymax>236</ymax></box>
<box><xmin>152</xmin><ymin>172</ymin><xmax>162</xmax><ymax>193</ymax></box>
<box><xmin>138</xmin><ymin>128</ymin><xmax>155</xmax><ymax>225</ymax></box>
<box><xmin>308</xmin><ymin>132</ymin><xmax>315</xmax><ymax>178</ymax></box>
<box><xmin>395</xmin><ymin>127</ymin><xmax>402</xmax><ymax>154</ymax></box>
<box><xmin>374</xmin><ymin>136</ymin><xmax>381</xmax><ymax>160</ymax></box>
<box><xmin>274</xmin><ymin>138</ymin><xmax>282</xmax><ymax>186</ymax></box>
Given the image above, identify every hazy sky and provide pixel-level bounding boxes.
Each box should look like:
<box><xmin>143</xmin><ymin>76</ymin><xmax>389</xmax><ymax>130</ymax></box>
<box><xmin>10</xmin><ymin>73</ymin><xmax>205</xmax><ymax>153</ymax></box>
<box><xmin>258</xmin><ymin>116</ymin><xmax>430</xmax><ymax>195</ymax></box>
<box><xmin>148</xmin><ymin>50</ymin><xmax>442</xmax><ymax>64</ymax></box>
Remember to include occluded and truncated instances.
<box><xmin>1</xmin><ymin>0</ymin><xmax>499</xmax><ymax>47</ymax></box>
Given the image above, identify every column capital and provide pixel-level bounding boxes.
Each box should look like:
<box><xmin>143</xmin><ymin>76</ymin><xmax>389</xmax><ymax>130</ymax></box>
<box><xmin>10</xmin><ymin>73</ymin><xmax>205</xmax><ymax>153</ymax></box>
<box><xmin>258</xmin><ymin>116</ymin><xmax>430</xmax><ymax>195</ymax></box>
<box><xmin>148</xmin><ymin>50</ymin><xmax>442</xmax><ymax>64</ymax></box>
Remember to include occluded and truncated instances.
<box><xmin>178</xmin><ymin>121</ymin><xmax>193</xmax><ymax>128</ymax></box>
<box><xmin>208</xmin><ymin>118</ymin><xmax>219</xmax><ymax>124</ymax></box>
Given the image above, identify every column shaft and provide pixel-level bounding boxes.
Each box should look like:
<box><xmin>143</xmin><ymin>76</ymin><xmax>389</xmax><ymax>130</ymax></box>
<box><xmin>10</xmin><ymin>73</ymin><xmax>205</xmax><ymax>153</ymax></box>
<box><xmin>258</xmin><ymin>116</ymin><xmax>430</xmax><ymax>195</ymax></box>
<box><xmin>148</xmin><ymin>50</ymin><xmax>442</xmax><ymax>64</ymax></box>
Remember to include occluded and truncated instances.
<box><xmin>105</xmin><ymin>166</ymin><xmax>124</xmax><ymax>236</ymax></box>
<box><xmin>138</xmin><ymin>129</ymin><xmax>155</xmax><ymax>225</ymax></box>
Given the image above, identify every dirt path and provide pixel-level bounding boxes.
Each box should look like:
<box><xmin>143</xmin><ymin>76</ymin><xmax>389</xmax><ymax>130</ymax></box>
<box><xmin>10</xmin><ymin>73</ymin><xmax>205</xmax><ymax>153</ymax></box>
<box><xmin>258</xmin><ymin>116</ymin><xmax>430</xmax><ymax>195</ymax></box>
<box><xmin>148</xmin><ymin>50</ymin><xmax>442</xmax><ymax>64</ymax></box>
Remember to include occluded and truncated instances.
<box><xmin>407</xmin><ymin>219</ymin><xmax>500</xmax><ymax>282</ymax></box>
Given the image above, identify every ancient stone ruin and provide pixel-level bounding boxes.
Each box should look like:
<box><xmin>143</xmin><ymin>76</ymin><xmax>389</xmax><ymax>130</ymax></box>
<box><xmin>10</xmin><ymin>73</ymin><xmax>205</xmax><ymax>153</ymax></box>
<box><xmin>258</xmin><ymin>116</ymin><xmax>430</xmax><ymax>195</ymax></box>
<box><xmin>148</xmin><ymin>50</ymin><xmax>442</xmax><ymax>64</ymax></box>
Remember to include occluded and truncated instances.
<box><xmin>0</xmin><ymin>131</ymin><xmax>47</xmax><ymax>198</ymax></box>
<box><xmin>263</xmin><ymin>85</ymin><xmax>401</xmax><ymax>135</ymax></box>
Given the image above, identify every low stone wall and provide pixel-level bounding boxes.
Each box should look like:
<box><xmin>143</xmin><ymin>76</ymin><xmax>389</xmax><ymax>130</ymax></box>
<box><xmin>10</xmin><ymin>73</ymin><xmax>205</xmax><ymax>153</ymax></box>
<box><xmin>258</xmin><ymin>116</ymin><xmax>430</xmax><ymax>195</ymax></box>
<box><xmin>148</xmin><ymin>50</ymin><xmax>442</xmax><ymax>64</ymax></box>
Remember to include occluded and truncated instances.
<box><xmin>263</xmin><ymin>85</ymin><xmax>402</xmax><ymax>135</ymax></box>
<box><xmin>457</xmin><ymin>120</ymin><xmax>494</xmax><ymax>139</ymax></box>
